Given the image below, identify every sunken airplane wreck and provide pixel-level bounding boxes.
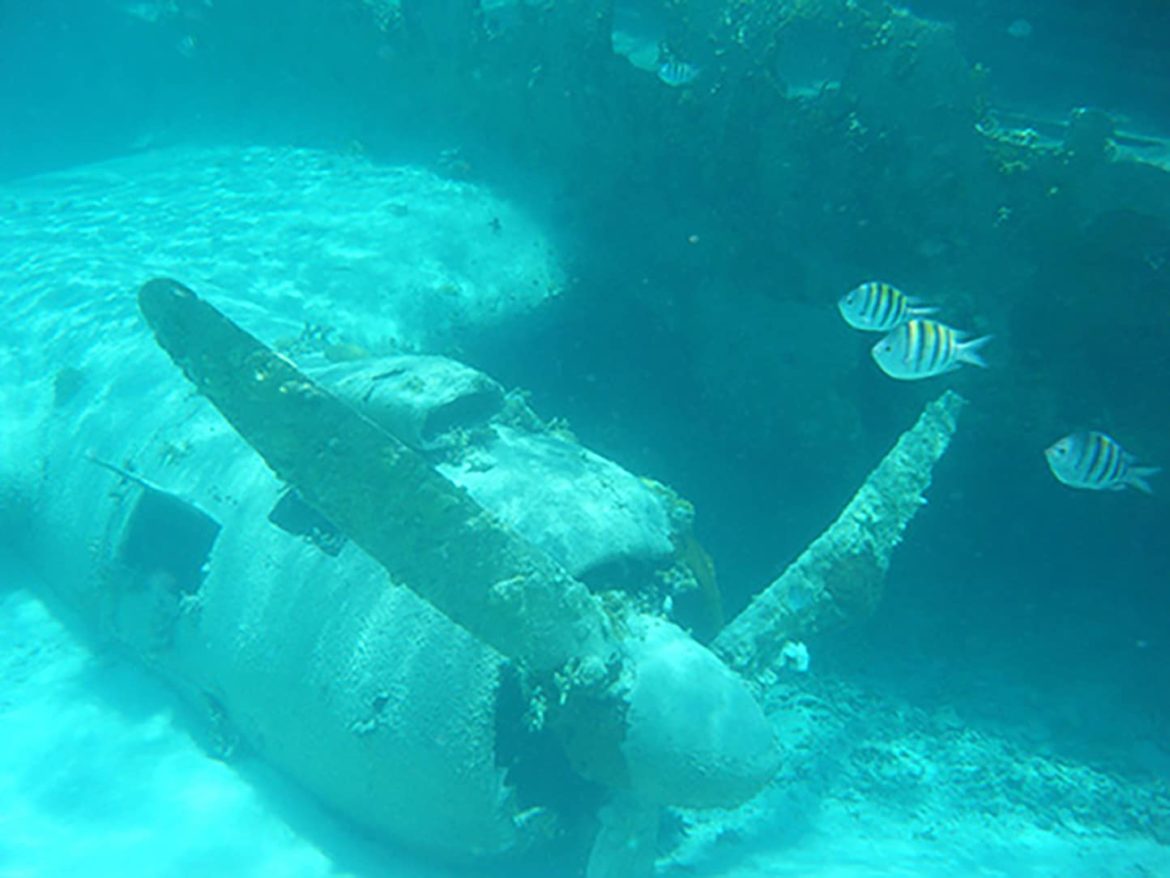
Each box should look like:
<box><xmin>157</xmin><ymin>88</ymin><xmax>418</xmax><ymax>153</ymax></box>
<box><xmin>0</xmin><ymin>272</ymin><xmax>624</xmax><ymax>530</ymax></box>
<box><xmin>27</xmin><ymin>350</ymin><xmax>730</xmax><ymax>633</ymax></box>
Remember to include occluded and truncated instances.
<box><xmin>6</xmin><ymin>277</ymin><xmax>962</xmax><ymax>877</ymax></box>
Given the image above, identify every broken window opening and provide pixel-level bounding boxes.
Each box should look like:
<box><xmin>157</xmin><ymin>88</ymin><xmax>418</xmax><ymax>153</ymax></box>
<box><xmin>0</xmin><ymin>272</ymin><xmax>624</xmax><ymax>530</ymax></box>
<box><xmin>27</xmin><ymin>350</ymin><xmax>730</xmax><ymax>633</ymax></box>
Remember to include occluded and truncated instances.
<box><xmin>118</xmin><ymin>486</ymin><xmax>221</xmax><ymax>596</ymax></box>
<box><xmin>268</xmin><ymin>488</ymin><xmax>347</xmax><ymax>557</ymax></box>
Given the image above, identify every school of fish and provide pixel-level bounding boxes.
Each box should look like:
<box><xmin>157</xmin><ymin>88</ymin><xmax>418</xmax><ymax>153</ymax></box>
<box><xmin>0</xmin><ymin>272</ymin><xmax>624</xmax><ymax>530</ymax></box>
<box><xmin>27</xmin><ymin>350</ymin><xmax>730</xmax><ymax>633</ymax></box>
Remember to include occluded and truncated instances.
<box><xmin>838</xmin><ymin>280</ymin><xmax>1160</xmax><ymax>494</ymax></box>
<box><xmin>839</xmin><ymin>281</ymin><xmax>992</xmax><ymax>380</ymax></box>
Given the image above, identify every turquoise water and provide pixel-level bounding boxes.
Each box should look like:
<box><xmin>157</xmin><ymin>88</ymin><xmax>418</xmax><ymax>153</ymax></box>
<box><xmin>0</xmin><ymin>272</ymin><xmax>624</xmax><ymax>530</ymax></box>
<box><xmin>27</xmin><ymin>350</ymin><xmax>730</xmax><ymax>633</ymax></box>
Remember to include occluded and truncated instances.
<box><xmin>2</xmin><ymin>3</ymin><xmax>1168</xmax><ymax>876</ymax></box>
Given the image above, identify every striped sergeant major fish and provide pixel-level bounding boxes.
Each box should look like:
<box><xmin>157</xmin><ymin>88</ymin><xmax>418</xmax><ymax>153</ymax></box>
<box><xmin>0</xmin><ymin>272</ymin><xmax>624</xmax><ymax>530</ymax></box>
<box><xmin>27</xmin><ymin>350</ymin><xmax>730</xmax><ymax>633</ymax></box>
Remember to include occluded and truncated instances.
<box><xmin>838</xmin><ymin>281</ymin><xmax>936</xmax><ymax>332</ymax></box>
<box><xmin>871</xmin><ymin>319</ymin><xmax>991</xmax><ymax>380</ymax></box>
<box><xmin>657</xmin><ymin>58</ymin><xmax>701</xmax><ymax>87</ymax></box>
<box><xmin>1045</xmin><ymin>431</ymin><xmax>1160</xmax><ymax>495</ymax></box>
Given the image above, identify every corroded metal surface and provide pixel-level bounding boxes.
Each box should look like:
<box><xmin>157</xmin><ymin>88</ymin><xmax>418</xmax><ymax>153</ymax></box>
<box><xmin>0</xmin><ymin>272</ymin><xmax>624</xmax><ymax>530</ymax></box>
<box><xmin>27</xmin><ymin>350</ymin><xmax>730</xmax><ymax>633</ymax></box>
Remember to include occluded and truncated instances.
<box><xmin>139</xmin><ymin>277</ymin><xmax>615</xmax><ymax>674</ymax></box>
<box><xmin>715</xmin><ymin>390</ymin><xmax>967</xmax><ymax>678</ymax></box>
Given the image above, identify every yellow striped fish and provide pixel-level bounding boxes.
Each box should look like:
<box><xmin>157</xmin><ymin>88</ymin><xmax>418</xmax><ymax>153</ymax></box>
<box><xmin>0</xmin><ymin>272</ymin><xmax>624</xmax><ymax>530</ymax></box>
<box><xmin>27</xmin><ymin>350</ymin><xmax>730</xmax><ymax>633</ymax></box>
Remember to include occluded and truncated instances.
<box><xmin>657</xmin><ymin>58</ymin><xmax>701</xmax><ymax>87</ymax></box>
<box><xmin>1045</xmin><ymin>431</ymin><xmax>1160</xmax><ymax>494</ymax></box>
<box><xmin>871</xmin><ymin>319</ymin><xmax>991</xmax><ymax>380</ymax></box>
<box><xmin>838</xmin><ymin>281</ymin><xmax>936</xmax><ymax>332</ymax></box>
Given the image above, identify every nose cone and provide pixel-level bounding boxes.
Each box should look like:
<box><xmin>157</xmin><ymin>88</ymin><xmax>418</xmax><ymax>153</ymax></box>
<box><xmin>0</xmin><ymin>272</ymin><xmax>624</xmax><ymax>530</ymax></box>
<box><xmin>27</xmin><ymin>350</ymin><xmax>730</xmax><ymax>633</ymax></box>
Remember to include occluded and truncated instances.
<box><xmin>619</xmin><ymin>617</ymin><xmax>780</xmax><ymax>808</ymax></box>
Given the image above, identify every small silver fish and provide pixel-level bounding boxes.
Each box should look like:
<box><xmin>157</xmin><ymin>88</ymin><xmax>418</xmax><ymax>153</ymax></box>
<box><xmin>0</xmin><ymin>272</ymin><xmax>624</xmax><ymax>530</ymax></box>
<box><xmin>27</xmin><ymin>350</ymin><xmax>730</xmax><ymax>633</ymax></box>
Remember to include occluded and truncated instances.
<box><xmin>1045</xmin><ymin>431</ymin><xmax>1160</xmax><ymax>494</ymax></box>
<box><xmin>838</xmin><ymin>281</ymin><xmax>936</xmax><ymax>332</ymax></box>
<box><xmin>871</xmin><ymin>319</ymin><xmax>991</xmax><ymax>380</ymax></box>
<box><xmin>657</xmin><ymin>59</ymin><xmax>701</xmax><ymax>88</ymax></box>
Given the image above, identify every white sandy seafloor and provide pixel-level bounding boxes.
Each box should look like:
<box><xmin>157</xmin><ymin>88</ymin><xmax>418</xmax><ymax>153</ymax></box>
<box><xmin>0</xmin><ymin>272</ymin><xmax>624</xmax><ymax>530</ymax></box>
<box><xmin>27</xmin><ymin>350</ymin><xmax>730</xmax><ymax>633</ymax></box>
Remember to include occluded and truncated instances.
<box><xmin>4</xmin><ymin>553</ymin><xmax>1169</xmax><ymax>878</ymax></box>
<box><xmin>0</xmin><ymin>144</ymin><xmax>565</xmax><ymax>361</ymax></box>
<box><xmin>1</xmin><ymin>146</ymin><xmax>1169</xmax><ymax>876</ymax></box>
<box><xmin>0</xmin><ymin>552</ymin><xmax>456</xmax><ymax>878</ymax></box>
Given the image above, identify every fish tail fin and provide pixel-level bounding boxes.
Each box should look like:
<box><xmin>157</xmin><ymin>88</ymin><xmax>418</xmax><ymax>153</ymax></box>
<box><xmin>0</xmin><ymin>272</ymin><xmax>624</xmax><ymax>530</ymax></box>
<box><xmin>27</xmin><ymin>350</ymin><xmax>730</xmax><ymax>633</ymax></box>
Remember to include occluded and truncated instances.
<box><xmin>957</xmin><ymin>334</ymin><xmax>993</xmax><ymax>369</ymax></box>
<box><xmin>1126</xmin><ymin>465</ymin><xmax>1161</xmax><ymax>495</ymax></box>
<box><xmin>907</xmin><ymin>304</ymin><xmax>939</xmax><ymax>318</ymax></box>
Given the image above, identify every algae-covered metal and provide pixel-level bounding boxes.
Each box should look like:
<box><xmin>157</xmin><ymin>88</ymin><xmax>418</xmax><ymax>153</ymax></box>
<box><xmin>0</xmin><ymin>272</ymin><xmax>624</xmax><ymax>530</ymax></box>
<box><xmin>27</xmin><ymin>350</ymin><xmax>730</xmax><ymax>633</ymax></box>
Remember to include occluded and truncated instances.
<box><xmin>139</xmin><ymin>277</ymin><xmax>615</xmax><ymax>675</ymax></box>
<box><xmin>715</xmin><ymin>390</ymin><xmax>967</xmax><ymax>679</ymax></box>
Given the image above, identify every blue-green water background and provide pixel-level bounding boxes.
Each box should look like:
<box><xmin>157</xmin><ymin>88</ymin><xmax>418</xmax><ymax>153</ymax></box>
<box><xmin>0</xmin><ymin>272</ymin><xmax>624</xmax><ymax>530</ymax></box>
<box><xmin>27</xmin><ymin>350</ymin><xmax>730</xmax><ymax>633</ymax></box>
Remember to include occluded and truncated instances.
<box><xmin>3</xmin><ymin>0</ymin><xmax>1169</xmax><ymax>834</ymax></box>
